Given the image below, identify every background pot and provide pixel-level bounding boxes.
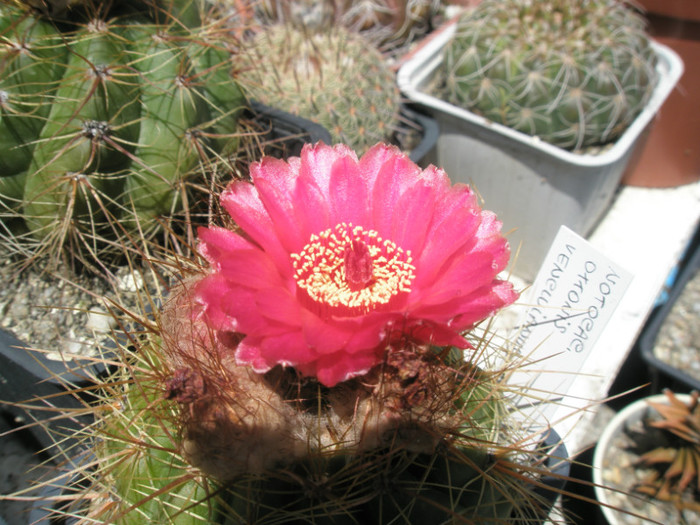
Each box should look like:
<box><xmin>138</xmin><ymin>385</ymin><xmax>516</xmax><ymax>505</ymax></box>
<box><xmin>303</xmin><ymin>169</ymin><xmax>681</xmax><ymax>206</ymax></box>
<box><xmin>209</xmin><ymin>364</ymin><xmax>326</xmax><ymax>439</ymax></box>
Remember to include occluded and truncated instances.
<box><xmin>638</xmin><ymin>227</ymin><xmax>700</xmax><ymax>390</ymax></box>
<box><xmin>397</xmin><ymin>25</ymin><xmax>683</xmax><ymax>281</ymax></box>
<box><xmin>592</xmin><ymin>393</ymin><xmax>693</xmax><ymax>525</ymax></box>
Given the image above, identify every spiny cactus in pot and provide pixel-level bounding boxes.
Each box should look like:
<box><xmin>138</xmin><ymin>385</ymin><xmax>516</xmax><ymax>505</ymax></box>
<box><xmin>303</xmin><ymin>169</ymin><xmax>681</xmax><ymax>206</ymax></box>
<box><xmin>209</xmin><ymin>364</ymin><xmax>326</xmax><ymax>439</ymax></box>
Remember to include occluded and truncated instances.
<box><xmin>237</xmin><ymin>18</ymin><xmax>404</xmax><ymax>155</ymax></box>
<box><xmin>11</xmin><ymin>142</ymin><xmax>573</xmax><ymax>524</ymax></box>
<box><xmin>440</xmin><ymin>0</ymin><xmax>659</xmax><ymax>151</ymax></box>
<box><xmin>0</xmin><ymin>0</ymin><xmax>246</xmax><ymax>271</ymax></box>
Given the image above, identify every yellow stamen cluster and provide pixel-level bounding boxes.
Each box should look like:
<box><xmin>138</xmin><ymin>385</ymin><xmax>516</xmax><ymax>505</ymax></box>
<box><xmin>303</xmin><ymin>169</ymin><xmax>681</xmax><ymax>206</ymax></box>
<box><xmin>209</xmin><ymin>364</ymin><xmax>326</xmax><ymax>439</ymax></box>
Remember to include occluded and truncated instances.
<box><xmin>291</xmin><ymin>223</ymin><xmax>415</xmax><ymax>314</ymax></box>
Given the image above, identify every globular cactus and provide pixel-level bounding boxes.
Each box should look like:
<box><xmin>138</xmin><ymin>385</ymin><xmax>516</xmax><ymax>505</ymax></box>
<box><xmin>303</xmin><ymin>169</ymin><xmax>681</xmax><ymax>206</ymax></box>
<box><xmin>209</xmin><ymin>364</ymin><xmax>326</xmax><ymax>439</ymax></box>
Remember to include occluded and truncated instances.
<box><xmin>441</xmin><ymin>0</ymin><xmax>658</xmax><ymax>150</ymax></box>
<box><xmin>238</xmin><ymin>24</ymin><xmax>402</xmax><ymax>154</ymax></box>
<box><xmin>0</xmin><ymin>0</ymin><xmax>245</xmax><ymax>268</ymax></box>
<box><xmin>20</xmin><ymin>143</ymin><xmax>567</xmax><ymax>524</ymax></box>
<box><xmin>252</xmin><ymin>0</ymin><xmax>440</xmax><ymax>49</ymax></box>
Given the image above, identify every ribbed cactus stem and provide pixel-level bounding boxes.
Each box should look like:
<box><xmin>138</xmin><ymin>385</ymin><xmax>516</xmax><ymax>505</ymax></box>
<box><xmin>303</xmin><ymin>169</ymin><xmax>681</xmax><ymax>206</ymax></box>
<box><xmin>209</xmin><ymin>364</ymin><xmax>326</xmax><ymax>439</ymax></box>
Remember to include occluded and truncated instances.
<box><xmin>0</xmin><ymin>0</ymin><xmax>246</xmax><ymax>267</ymax></box>
<box><xmin>442</xmin><ymin>0</ymin><xmax>658</xmax><ymax>150</ymax></box>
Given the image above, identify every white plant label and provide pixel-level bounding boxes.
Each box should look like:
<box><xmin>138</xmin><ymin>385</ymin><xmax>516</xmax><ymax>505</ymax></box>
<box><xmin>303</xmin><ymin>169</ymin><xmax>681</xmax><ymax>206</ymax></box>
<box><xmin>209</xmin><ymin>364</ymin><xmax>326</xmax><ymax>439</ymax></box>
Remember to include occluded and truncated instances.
<box><xmin>509</xmin><ymin>225</ymin><xmax>633</xmax><ymax>422</ymax></box>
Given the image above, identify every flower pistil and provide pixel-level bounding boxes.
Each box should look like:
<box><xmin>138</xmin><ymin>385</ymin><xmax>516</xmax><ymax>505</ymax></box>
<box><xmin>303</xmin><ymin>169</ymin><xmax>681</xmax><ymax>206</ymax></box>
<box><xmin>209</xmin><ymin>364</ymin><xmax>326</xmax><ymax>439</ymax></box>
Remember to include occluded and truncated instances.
<box><xmin>291</xmin><ymin>222</ymin><xmax>415</xmax><ymax>315</ymax></box>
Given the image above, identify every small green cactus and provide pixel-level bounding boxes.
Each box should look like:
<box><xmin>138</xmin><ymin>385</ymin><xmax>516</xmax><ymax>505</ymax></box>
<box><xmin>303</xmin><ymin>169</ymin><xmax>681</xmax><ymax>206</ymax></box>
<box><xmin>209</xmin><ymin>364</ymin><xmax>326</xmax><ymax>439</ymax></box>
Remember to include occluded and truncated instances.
<box><xmin>0</xmin><ymin>1</ymin><xmax>246</xmax><ymax>268</ymax></box>
<box><xmin>440</xmin><ymin>0</ymin><xmax>658</xmax><ymax>150</ymax></box>
<box><xmin>238</xmin><ymin>24</ymin><xmax>402</xmax><ymax>154</ymax></box>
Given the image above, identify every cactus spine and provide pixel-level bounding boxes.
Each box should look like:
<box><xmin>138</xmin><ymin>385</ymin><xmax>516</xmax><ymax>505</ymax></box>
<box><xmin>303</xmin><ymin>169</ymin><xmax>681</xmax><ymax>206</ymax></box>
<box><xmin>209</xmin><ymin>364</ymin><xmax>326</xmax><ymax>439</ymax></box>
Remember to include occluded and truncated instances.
<box><xmin>441</xmin><ymin>0</ymin><xmax>658</xmax><ymax>150</ymax></box>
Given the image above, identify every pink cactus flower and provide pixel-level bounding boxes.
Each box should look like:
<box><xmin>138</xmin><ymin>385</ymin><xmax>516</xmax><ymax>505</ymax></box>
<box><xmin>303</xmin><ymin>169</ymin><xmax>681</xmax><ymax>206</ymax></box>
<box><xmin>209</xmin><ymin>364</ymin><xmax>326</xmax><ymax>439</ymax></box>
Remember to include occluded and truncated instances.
<box><xmin>194</xmin><ymin>143</ymin><xmax>517</xmax><ymax>387</ymax></box>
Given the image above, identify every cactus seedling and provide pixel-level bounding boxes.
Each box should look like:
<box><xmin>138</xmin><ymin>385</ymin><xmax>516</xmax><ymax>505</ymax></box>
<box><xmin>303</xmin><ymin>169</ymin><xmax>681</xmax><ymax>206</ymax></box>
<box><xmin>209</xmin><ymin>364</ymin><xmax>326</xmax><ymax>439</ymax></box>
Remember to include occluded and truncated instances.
<box><xmin>441</xmin><ymin>0</ymin><xmax>658</xmax><ymax>151</ymax></box>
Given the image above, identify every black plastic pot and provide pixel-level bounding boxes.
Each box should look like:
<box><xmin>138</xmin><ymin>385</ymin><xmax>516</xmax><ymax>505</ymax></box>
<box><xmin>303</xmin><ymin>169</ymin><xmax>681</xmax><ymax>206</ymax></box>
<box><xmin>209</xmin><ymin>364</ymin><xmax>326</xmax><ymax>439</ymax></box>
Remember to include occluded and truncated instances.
<box><xmin>248</xmin><ymin>100</ymin><xmax>333</xmax><ymax>158</ymax></box>
<box><xmin>639</xmin><ymin>226</ymin><xmax>700</xmax><ymax>391</ymax></box>
<box><xmin>513</xmin><ymin>428</ymin><xmax>570</xmax><ymax>524</ymax></box>
<box><xmin>398</xmin><ymin>105</ymin><xmax>440</xmax><ymax>165</ymax></box>
<box><xmin>249</xmin><ymin>101</ymin><xmax>439</xmax><ymax>165</ymax></box>
<box><xmin>0</xmin><ymin>329</ymin><xmax>100</xmax><ymax>455</ymax></box>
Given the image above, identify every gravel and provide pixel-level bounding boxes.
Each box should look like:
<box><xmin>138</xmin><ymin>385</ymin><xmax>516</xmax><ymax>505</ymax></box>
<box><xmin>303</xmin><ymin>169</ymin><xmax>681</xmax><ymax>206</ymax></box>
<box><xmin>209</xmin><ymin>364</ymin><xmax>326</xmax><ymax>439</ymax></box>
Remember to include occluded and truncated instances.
<box><xmin>651</xmin><ymin>261</ymin><xmax>700</xmax><ymax>384</ymax></box>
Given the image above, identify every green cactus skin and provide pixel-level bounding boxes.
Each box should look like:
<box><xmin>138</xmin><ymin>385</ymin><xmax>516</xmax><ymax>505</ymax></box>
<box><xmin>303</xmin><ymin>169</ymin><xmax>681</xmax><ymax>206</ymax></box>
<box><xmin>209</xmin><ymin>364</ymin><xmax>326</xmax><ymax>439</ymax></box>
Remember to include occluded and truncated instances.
<box><xmin>96</xmin><ymin>358</ymin><xmax>212</xmax><ymax>525</ymax></box>
<box><xmin>0</xmin><ymin>1</ymin><xmax>246</xmax><ymax>262</ymax></box>
<box><xmin>23</xmin><ymin>22</ymin><xmax>141</xmax><ymax>238</ymax></box>
<box><xmin>238</xmin><ymin>24</ymin><xmax>402</xmax><ymax>154</ymax></box>
<box><xmin>0</xmin><ymin>8</ymin><xmax>66</xmax><ymax>178</ymax></box>
<box><xmin>441</xmin><ymin>0</ymin><xmax>658</xmax><ymax>151</ymax></box>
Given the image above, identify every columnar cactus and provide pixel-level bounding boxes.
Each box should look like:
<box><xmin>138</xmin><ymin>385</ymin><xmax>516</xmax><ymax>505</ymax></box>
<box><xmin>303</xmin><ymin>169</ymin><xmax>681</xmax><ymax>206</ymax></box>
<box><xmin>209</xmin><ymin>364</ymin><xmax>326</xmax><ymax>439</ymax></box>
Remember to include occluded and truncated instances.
<box><xmin>0</xmin><ymin>0</ymin><xmax>246</xmax><ymax>267</ymax></box>
<box><xmin>441</xmin><ymin>0</ymin><xmax>658</xmax><ymax>150</ymax></box>
<box><xmin>238</xmin><ymin>23</ymin><xmax>402</xmax><ymax>154</ymax></box>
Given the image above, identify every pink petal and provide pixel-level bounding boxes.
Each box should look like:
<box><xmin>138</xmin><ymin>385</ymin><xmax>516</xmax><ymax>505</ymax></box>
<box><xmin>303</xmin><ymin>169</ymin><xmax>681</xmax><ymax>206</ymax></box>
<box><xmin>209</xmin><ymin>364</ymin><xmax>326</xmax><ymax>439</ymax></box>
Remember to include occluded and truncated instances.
<box><xmin>328</xmin><ymin>154</ymin><xmax>370</xmax><ymax>226</ymax></box>
<box><xmin>197</xmin><ymin>226</ymin><xmax>254</xmax><ymax>268</ymax></box>
<box><xmin>298</xmin><ymin>142</ymin><xmax>357</xmax><ymax>195</ymax></box>
<box><xmin>389</xmin><ymin>176</ymin><xmax>438</xmax><ymax>255</ymax></box>
<box><xmin>220</xmin><ymin>182</ymin><xmax>292</xmax><ymax>273</ymax></box>
<box><xmin>370</xmin><ymin>148</ymin><xmax>422</xmax><ymax>238</ymax></box>
<box><xmin>250</xmin><ymin>157</ymin><xmax>307</xmax><ymax>252</ymax></box>
<box><xmin>293</xmin><ymin>163</ymin><xmax>331</xmax><ymax>239</ymax></box>
<box><xmin>301</xmin><ymin>349</ymin><xmax>381</xmax><ymax>387</ymax></box>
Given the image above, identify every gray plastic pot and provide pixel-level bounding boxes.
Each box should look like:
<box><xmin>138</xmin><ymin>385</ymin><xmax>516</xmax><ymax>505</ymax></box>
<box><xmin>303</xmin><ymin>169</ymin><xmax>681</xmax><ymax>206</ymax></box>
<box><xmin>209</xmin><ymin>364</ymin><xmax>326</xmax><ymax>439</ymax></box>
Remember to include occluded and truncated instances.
<box><xmin>397</xmin><ymin>24</ymin><xmax>683</xmax><ymax>281</ymax></box>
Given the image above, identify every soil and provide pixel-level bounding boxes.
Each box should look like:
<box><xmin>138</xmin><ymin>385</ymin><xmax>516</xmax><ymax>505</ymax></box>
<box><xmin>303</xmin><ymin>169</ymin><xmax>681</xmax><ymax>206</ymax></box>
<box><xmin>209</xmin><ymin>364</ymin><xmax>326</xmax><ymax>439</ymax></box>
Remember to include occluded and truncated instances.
<box><xmin>651</xmin><ymin>261</ymin><xmax>700</xmax><ymax>385</ymax></box>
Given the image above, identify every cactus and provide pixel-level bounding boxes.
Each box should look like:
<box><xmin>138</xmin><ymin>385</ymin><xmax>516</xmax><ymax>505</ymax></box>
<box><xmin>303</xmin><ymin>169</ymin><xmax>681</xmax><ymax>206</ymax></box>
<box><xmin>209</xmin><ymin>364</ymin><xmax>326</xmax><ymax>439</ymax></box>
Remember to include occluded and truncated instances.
<box><xmin>8</xmin><ymin>143</ymin><xmax>575</xmax><ymax>524</ymax></box>
<box><xmin>440</xmin><ymin>0</ymin><xmax>658</xmax><ymax>151</ymax></box>
<box><xmin>0</xmin><ymin>1</ymin><xmax>246</xmax><ymax>268</ymax></box>
<box><xmin>631</xmin><ymin>390</ymin><xmax>700</xmax><ymax>513</ymax></box>
<box><xmin>252</xmin><ymin>0</ymin><xmax>440</xmax><ymax>49</ymax></box>
<box><xmin>238</xmin><ymin>23</ymin><xmax>402</xmax><ymax>154</ymax></box>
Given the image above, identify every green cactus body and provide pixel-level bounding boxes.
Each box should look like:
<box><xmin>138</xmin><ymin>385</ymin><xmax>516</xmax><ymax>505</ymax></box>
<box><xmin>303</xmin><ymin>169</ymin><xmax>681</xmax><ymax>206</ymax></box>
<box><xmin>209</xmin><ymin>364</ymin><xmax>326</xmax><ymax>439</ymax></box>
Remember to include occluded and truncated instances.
<box><xmin>0</xmin><ymin>2</ymin><xmax>246</xmax><ymax>263</ymax></box>
<box><xmin>441</xmin><ymin>0</ymin><xmax>658</xmax><ymax>150</ymax></box>
<box><xmin>239</xmin><ymin>24</ymin><xmax>401</xmax><ymax>154</ymax></box>
<box><xmin>98</xmin><ymin>357</ymin><xmax>212</xmax><ymax>525</ymax></box>
<box><xmin>23</xmin><ymin>23</ymin><xmax>141</xmax><ymax>237</ymax></box>
<box><xmin>122</xmin><ymin>30</ymin><xmax>203</xmax><ymax>226</ymax></box>
<box><xmin>0</xmin><ymin>8</ymin><xmax>66</xmax><ymax>177</ymax></box>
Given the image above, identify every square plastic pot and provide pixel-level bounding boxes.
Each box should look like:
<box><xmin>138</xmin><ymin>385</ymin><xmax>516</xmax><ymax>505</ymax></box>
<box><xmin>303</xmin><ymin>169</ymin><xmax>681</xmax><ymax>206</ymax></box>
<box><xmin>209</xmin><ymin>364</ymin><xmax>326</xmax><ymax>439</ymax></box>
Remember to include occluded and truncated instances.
<box><xmin>397</xmin><ymin>24</ymin><xmax>684</xmax><ymax>281</ymax></box>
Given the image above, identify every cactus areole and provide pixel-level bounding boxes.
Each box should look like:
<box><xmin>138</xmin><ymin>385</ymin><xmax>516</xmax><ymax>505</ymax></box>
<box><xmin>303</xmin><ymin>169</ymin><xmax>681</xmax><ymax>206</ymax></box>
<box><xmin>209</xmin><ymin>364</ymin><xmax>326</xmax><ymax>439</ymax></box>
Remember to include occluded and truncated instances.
<box><xmin>0</xmin><ymin>2</ymin><xmax>245</xmax><ymax>251</ymax></box>
<box><xmin>442</xmin><ymin>0</ymin><xmax>658</xmax><ymax>150</ymax></box>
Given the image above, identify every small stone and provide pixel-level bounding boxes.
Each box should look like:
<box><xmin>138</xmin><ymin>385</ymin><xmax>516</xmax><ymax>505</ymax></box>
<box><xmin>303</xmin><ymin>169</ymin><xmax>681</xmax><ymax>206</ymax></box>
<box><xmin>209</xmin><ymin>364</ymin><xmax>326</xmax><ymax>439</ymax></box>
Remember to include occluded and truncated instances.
<box><xmin>117</xmin><ymin>272</ymin><xmax>144</xmax><ymax>293</ymax></box>
<box><xmin>85</xmin><ymin>308</ymin><xmax>116</xmax><ymax>333</ymax></box>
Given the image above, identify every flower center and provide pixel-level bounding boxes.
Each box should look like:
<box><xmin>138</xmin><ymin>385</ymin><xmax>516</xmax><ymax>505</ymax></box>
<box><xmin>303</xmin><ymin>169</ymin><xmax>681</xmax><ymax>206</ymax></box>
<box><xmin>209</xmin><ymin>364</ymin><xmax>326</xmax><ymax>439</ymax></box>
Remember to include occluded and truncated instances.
<box><xmin>291</xmin><ymin>223</ymin><xmax>415</xmax><ymax>314</ymax></box>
